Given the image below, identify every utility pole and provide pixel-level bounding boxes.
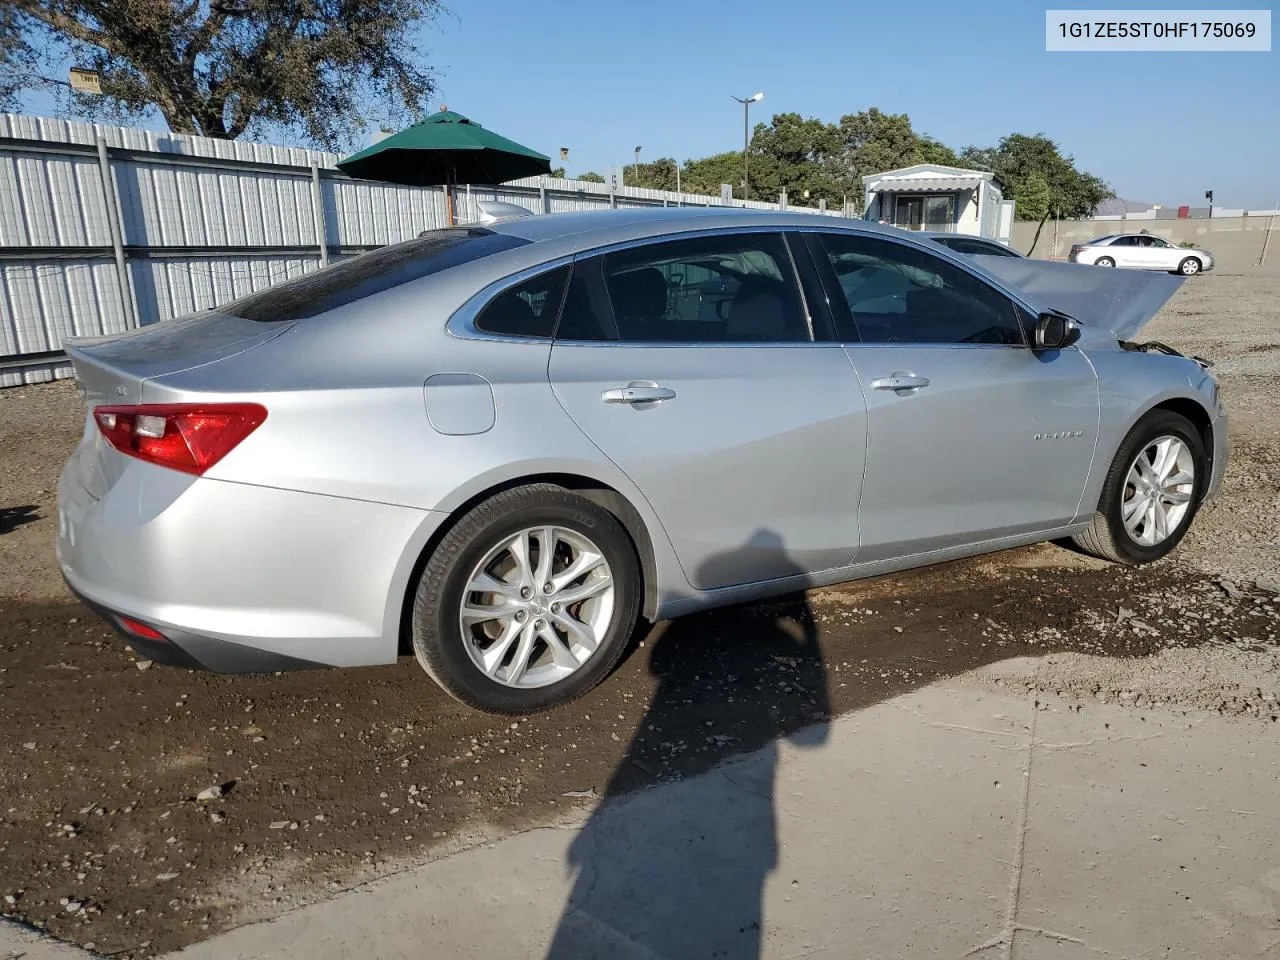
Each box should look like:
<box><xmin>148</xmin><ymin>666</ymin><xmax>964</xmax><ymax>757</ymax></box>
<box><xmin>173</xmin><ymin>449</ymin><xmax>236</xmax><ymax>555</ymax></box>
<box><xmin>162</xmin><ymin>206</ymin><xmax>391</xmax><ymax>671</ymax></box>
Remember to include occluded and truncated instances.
<box><xmin>731</xmin><ymin>91</ymin><xmax>764</xmax><ymax>201</ymax></box>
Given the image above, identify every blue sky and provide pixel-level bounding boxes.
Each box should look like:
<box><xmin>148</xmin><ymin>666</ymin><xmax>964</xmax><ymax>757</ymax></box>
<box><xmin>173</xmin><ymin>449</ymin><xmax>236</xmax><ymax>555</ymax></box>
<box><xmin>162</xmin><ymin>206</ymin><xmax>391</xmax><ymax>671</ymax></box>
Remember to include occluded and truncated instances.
<box><xmin>17</xmin><ymin>0</ymin><xmax>1280</xmax><ymax>208</ymax></box>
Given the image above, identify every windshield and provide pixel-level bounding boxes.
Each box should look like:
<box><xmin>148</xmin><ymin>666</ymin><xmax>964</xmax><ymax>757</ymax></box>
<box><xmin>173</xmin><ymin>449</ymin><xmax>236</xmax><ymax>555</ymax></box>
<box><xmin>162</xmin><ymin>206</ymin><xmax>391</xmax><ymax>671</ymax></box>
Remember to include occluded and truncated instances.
<box><xmin>222</xmin><ymin>228</ymin><xmax>528</xmax><ymax>322</ymax></box>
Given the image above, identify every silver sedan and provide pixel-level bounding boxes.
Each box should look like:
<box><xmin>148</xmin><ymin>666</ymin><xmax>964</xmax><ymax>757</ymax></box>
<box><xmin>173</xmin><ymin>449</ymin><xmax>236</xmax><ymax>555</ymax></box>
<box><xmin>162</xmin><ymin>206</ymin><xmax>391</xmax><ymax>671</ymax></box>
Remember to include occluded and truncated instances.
<box><xmin>57</xmin><ymin>209</ymin><xmax>1227</xmax><ymax>713</ymax></box>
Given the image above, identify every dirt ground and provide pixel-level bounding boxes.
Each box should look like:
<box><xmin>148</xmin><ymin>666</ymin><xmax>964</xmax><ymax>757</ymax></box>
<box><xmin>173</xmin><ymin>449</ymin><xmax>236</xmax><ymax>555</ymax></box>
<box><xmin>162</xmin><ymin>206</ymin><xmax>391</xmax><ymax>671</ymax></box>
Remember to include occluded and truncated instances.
<box><xmin>1</xmin><ymin>273</ymin><xmax>1277</xmax><ymax>958</ymax></box>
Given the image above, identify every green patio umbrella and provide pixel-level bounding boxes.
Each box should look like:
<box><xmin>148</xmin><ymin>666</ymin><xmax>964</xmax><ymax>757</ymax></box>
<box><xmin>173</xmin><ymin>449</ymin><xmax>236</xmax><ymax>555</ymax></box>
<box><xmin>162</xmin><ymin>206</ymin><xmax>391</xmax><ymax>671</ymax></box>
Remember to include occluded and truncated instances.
<box><xmin>337</xmin><ymin>110</ymin><xmax>551</xmax><ymax>222</ymax></box>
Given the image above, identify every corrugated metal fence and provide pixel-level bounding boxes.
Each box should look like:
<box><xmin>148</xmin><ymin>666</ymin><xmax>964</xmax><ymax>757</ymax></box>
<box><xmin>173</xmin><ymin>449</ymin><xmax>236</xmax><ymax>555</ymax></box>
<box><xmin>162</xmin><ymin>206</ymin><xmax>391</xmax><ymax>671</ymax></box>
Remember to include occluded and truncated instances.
<box><xmin>0</xmin><ymin>114</ymin><xmax>836</xmax><ymax>387</ymax></box>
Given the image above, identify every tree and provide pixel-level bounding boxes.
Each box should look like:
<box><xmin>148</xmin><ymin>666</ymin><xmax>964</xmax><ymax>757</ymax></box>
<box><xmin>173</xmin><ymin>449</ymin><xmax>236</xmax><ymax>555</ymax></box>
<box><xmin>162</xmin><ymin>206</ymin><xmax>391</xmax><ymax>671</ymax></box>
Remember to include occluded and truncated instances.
<box><xmin>3</xmin><ymin>0</ymin><xmax>443</xmax><ymax>149</ymax></box>
<box><xmin>746</xmin><ymin>112</ymin><xmax>844</xmax><ymax>204</ymax></box>
<box><xmin>680</xmin><ymin>151</ymin><xmax>746</xmax><ymax>198</ymax></box>
<box><xmin>1014</xmin><ymin>171</ymin><xmax>1051</xmax><ymax>223</ymax></box>
<box><xmin>627</xmin><ymin>157</ymin><xmax>680</xmax><ymax>191</ymax></box>
<box><xmin>961</xmin><ymin>134</ymin><xmax>1110</xmax><ymax>220</ymax></box>
<box><xmin>915</xmin><ymin>135</ymin><xmax>961</xmax><ymax>167</ymax></box>
<box><xmin>835</xmin><ymin>108</ymin><xmax>920</xmax><ymax>192</ymax></box>
<box><xmin>549</xmin><ymin>167</ymin><xmax>566</xmax><ymax>178</ymax></box>
<box><xmin>577</xmin><ymin>171</ymin><xmax>606</xmax><ymax>183</ymax></box>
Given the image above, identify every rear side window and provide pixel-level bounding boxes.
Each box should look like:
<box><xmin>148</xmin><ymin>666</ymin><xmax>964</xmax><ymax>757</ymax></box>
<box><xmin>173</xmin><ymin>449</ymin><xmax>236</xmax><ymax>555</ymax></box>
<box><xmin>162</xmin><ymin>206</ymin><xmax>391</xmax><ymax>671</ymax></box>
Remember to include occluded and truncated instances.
<box><xmin>474</xmin><ymin>266</ymin><xmax>569</xmax><ymax>338</ymax></box>
<box><xmin>222</xmin><ymin>228</ymin><xmax>528</xmax><ymax>322</ymax></box>
<box><xmin>601</xmin><ymin>232</ymin><xmax>810</xmax><ymax>343</ymax></box>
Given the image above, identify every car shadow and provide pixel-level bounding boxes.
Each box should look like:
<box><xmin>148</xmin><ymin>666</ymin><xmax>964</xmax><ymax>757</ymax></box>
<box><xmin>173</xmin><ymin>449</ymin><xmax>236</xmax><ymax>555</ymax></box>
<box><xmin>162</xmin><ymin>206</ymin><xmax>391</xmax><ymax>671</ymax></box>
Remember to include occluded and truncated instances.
<box><xmin>0</xmin><ymin>505</ymin><xmax>39</xmax><ymax>535</ymax></box>
<box><xmin>545</xmin><ymin>529</ymin><xmax>828</xmax><ymax>959</ymax></box>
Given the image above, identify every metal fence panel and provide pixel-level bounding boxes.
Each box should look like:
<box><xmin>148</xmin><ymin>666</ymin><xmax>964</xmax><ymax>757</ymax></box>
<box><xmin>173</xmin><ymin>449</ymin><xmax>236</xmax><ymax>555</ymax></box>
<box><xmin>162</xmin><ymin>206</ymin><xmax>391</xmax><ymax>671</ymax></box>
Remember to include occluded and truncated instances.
<box><xmin>0</xmin><ymin>113</ymin><xmax>849</xmax><ymax>386</ymax></box>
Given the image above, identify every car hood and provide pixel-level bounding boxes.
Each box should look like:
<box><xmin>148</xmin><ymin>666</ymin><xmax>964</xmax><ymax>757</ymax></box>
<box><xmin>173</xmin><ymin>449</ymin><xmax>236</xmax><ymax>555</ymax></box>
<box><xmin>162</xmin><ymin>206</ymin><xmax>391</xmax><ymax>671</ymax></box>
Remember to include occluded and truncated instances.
<box><xmin>972</xmin><ymin>255</ymin><xmax>1185</xmax><ymax>340</ymax></box>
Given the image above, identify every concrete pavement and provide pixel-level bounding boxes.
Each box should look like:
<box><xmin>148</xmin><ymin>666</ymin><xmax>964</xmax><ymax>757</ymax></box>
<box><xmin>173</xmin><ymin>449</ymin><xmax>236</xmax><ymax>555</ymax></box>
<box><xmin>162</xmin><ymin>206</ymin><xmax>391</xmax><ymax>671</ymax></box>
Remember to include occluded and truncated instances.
<box><xmin>167</xmin><ymin>680</ymin><xmax>1280</xmax><ymax>960</ymax></box>
<box><xmin>6</xmin><ymin>678</ymin><xmax>1278</xmax><ymax>960</ymax></box>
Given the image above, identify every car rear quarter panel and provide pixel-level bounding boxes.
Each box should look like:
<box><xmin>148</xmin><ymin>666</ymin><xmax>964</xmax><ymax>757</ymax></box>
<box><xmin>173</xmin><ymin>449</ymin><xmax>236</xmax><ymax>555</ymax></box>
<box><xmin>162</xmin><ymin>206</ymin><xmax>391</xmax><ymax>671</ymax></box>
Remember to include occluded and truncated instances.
<box><xmin>140</xmin><ymin>271</ymin><xmax>692</xmax><ymax>625</ymax></box>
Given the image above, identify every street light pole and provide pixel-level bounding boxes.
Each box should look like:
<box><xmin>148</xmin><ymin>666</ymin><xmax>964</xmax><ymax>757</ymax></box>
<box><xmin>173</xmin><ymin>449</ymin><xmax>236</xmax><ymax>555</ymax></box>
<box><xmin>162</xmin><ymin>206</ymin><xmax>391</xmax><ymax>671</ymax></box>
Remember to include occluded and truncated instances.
<box><xmin>633</xmin><ymin>145</ymin><xmax>642</xmax><ymax>186</ymax></box>
<box><xmin>731</xmin><ymin>91</ymin><xmax>764</xmax><ymax>201</ymax></box>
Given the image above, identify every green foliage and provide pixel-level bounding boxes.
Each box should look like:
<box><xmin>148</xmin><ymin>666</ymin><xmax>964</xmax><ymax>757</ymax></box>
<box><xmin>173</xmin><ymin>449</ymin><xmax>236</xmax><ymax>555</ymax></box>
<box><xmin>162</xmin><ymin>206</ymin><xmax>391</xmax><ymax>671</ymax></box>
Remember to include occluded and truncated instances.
<box><xmin>576</xmin><ymin>171</ymin><xmax>606</xmax><ymax>183</ymax></box>
<box><xmin>681</xmin><ymin>151</ymin><xmax>748</xmax><ymax>197</ymax></box>
<box><xmin>3</xmin><ymin>0</ymin><xmax>444</xmax><ymax>149</ymax></box>
<box><xmin>549</xmin><ymin>167</ymin><xmax>566</xmax><ymax>178</ymax></box>
<box><xmin>836</xmin><ymin>108</ymin><xmax>920</xmax><ymax>185</ymax></box>
<box><xmin>627</xmin><ymin>157</ymin><xmax>681</xmax><ymax>191</ymax></box>
<box><xmin>745</xmin><ymin>112</ymin><xmax>843</xmax><ymax>203</ymax></box>
<box><xmin>916</xmin><ymin>135</ymin><xmax>961</xmax><ymax>167</ymax></box>
<box><xmin>963</xmin><ymin>134</ymin><xmax>1111</xmax><ymax>220</ymax></box>
<box><xmin>1015</xmin><ymin>171</ymin><xmax>1051</xmax><ymax>222</ymax></box>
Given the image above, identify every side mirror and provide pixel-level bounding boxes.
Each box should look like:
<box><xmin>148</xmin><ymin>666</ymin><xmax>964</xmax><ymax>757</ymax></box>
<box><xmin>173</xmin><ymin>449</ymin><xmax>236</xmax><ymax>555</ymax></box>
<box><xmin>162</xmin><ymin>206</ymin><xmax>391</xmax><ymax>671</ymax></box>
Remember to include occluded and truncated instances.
<box><xmin>1034</xmin><ymin>312</ymin><xmax>1080</xmax><ymax>350</ymax></box>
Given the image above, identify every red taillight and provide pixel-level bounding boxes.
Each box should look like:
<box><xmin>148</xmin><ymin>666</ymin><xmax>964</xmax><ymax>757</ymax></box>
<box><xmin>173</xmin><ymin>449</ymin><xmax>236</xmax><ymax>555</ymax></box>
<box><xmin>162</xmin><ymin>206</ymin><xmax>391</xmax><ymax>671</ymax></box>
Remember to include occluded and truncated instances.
<box><xmin>94</xmin><ymin>403</ymin><xmax>267</xmax><ymax>475</ymax></box>
<box><xmin>119</xmin><ymin>616</ymin><xmax>167</xmax><ymax>641</ymax></box>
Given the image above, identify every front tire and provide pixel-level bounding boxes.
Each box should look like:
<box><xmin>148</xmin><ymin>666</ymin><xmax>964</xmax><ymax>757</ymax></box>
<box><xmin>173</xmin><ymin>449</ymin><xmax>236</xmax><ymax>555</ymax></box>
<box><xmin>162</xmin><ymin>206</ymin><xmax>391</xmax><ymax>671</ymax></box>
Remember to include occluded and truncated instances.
<box><xmin>411</xmin><ymin>484</ymin><xmax>641</xmax><ymax>714</ymax></box>
<box><xmin>1072</xmin><ymin>410</ymin><xmax>1207</xmax><ymax>565</ymax></box>
<box><xmin>1178</xmin><ymin>257</ymin><xmax>1202</xmax><ymax>276</ymax></box>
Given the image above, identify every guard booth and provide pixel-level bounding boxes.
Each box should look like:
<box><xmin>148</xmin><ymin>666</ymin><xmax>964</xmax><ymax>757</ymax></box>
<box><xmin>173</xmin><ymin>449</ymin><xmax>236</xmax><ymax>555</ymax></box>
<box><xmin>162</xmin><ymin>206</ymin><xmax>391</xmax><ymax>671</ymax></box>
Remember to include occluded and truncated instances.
<box><xmin>861</xmin><ymin>164</ymin><xmax>1014</xmax><ymax>243</ymax></box>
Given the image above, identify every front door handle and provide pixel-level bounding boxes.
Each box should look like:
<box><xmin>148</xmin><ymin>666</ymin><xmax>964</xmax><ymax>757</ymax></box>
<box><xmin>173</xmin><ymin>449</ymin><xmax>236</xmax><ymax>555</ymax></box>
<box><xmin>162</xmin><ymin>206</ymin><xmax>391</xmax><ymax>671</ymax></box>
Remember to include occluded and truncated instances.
<box><xmin>601</xmin><ymin>384</ymin><xmax>677</xmax><ymax>404</ymax></box>
<box><xmin>870</xmin><ymin>374</ymin><xmax>931</xmax><ymax>392</ymax></box>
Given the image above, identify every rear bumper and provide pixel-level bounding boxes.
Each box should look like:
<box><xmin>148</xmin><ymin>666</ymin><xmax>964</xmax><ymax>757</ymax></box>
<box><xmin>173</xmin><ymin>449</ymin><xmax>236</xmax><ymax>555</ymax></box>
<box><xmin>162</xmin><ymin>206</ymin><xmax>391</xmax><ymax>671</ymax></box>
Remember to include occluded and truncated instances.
<box><xmin>57</xmin><ymin>458</ymin><xmax>446</xmax><ymax>672</ymax></box>
<box><xmin>68</xmin><ymin>584</ymin><xmax>330</xmax><ymax>672</ymax></box>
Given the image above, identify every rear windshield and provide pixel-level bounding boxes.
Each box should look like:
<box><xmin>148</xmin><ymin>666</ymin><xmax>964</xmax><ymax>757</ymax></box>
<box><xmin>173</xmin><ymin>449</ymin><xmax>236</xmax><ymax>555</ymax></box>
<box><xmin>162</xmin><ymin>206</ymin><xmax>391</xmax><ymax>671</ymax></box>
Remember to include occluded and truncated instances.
<box><xmin>222</xmin><ymin>228</ymin><xmax>528</xmax><ymax>322</ymax></box>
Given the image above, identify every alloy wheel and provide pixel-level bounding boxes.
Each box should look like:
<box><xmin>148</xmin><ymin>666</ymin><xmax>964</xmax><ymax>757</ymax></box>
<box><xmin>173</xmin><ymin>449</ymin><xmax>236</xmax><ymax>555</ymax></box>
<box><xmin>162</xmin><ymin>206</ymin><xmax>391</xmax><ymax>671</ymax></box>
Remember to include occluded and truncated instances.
<box><xmin>459</xmin><ymin>525</ymin><xmax>615</xmax><ymax>688</ymax></box>
<box><xmin>1120</xmin><ymin>435</ymin><xmax>1196</xmax><ymax>547</ymax></box>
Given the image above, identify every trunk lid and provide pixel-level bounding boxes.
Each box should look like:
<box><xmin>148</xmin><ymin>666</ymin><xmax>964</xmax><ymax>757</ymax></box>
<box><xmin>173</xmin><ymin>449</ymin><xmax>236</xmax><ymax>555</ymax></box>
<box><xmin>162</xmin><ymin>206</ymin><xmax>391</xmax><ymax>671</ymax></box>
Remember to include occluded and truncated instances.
<box><xmin>66</xmin><ymin>312</ymin><xmax>295</xmax><ymax>499</ymax></box>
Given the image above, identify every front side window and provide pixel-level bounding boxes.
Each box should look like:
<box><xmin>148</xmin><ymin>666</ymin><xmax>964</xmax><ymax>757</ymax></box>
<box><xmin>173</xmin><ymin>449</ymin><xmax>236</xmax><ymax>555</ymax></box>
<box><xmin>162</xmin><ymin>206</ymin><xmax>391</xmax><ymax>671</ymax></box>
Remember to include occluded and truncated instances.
<box><xmin>601</xmin><ymin>233</ymin><xmax>810</xmax><ymax>344</ymax></box>
<box><xmin>475</xmin><ymin>265</ymin><xmax>569</xmax><ymax>338</ymax></box>
<box><xmin>817</xmin><ymin>233</ymin><xmax>1027</xmax><ymax>346</ymax></box>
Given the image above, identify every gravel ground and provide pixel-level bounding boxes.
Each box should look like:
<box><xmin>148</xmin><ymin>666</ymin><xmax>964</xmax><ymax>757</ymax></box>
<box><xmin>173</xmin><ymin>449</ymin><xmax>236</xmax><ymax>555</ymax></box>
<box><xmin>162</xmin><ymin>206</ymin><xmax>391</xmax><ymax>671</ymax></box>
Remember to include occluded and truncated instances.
<box><xmin>0</xmin><ymin>273</ymin><xmax>1276</xmax><ymax>957</ymax></box>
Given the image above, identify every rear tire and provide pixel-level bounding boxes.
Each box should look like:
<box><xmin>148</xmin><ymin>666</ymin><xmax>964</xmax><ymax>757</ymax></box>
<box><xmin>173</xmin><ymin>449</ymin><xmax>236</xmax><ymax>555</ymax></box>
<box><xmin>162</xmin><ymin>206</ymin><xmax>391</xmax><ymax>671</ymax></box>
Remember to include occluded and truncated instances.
<box><xmin>411</xmin><ymin>484</ymin><xmax>641</xmax><ymax>714</ymax></box>
<box><xmin>1072</xmin><ymin>410</ymin><xmax>1207</xmax><ymax>565</ymax></box>
<box><xmin>1095</xmin><ymin>256</ymin><xmax>1116</xmax><ymax>268</ymax></box>
<box><xmin>1178</xmin><ymin>257</ymin><xmax>1201</xmax><ymax>276</ymax></box>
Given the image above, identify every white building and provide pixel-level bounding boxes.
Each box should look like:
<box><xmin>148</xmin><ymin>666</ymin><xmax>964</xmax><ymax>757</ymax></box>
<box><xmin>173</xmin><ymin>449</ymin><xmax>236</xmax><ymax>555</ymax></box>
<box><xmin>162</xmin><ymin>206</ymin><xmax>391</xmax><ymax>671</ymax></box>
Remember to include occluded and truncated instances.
<box><xmin>861</xmin><ymin>164</ymin><xmax>1015</xmax><ymax>242</ymax></box>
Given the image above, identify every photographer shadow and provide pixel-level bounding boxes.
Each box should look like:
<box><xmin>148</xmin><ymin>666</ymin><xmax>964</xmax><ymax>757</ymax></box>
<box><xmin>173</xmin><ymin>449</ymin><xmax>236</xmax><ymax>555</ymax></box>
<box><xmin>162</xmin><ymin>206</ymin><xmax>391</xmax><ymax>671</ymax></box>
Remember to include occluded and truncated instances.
<box><xmin>546</xmin><ymin>529</ymin><xmax>830</xmax><ymax>959</ymax></box>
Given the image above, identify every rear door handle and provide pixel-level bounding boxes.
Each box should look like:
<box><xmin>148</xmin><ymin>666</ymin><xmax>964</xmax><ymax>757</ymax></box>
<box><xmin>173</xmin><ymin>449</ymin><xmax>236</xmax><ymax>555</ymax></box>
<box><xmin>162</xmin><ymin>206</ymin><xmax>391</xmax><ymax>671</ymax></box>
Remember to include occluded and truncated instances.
<box><xmin>870</xmin><ymin>374</ymin><xmax>931</xmax><ymax>391</ymax></box>
<box><xmin>602</xmin><ymin>384</ymin><xmax>677</xmax><ymax>404</ymax></box>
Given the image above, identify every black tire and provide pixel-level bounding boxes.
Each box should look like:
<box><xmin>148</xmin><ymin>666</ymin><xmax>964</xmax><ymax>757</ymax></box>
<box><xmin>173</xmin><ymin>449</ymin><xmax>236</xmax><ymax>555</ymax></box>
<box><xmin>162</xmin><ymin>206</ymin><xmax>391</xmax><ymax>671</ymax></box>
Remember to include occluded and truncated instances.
<box><xmin>1177</xmin><ymin>257</ymin><xmax>1201</xmax><ymax>276</ymax></box>
<box><xmin>1095</xmin><ymin>256</ymin><xmax>1116</xmax><ymax>267</ymax></box>
<box><xmin>411</xmin><ymin>484</ymin><xmax>641</xmax><ymax>714</ymax></box>
<box><xmin>1072</xmin><ymin>410</ymin><xmax>1207</xmax><ymax>565</ymax></box>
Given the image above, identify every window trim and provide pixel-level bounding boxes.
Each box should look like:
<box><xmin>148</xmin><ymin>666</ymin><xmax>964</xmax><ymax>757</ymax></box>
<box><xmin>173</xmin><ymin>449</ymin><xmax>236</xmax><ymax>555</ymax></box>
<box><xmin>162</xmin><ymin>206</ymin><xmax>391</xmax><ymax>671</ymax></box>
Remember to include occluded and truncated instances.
<box><xmin>447</xmin><ymin>223</ymin><xmax>1047</xmax><ymax>347</ymax></box>
<box><xmin>471</xmin><ymin>263</ymin><xmax>571</xmax><ymax>340</ymax></box>
<box><xmin>446</xmin><ymin>255</ymin><xmax>575</xmax><ymax>343</ymax></box>
<box><xmin>551</xmin><ymin>256</ymin><xmax>619</xmax><ymax>342</ymax></box>
<box><xmin>809</xmin><ymin>230</ymin><xmax>1034</xmax><ymax>348</ymax></box>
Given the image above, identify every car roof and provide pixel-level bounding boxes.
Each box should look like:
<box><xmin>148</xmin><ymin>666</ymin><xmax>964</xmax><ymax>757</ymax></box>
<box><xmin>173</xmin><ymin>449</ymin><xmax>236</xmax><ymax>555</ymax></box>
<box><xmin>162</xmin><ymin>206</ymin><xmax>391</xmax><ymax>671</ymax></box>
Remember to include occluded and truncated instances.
<box><xmin>455</xmin><ymin>207</ymin><xmax>1050</xmax><ymax>321</ymax></box>
<box><xmin>486</xmin><ymin>206</ymin><xmax>906</xmax><ymax>247</ymax></box>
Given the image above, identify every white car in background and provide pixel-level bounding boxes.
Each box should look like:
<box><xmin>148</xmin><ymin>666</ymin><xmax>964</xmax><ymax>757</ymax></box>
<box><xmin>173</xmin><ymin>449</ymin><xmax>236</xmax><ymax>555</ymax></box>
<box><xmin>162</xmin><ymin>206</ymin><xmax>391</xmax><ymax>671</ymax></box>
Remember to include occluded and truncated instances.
<box><xmin>1069</xmin><ymin>234</ymin><xmax>1213</xmax><ymax>275</ymax></box>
